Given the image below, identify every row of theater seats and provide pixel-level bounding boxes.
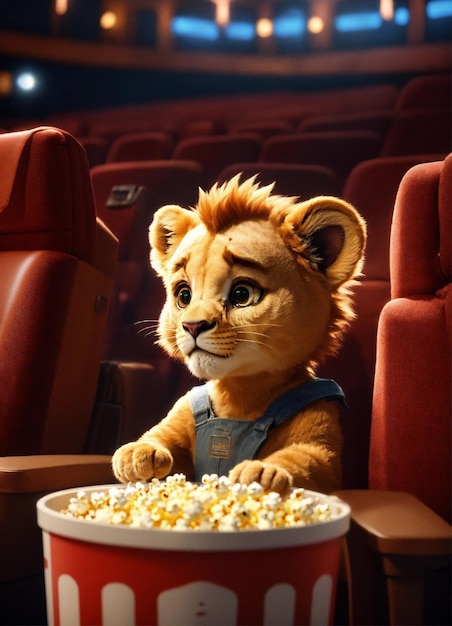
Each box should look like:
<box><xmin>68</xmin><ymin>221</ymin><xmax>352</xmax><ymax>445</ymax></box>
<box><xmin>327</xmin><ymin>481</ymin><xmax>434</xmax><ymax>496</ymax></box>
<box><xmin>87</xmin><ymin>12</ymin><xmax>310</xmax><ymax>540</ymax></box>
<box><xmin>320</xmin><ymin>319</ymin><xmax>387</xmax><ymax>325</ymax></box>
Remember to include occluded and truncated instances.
<box><xmin>79</xmin><ymin>105</ymin><xmax>450</xmax><ymax>189</ymax></box>
<box><xmin>0</xmin><ymin>126</ymin><xmax>449</xmax><ymax>625</ymax></box>
<box><xmin>4</xmin><ymin>74</ymin><xmax>450</xmax><ymax>176</ymax></box>
<box><xmin>43</xmin><ymin>72</ymin><xmax>449</xmax><ymax>141</ymax></box>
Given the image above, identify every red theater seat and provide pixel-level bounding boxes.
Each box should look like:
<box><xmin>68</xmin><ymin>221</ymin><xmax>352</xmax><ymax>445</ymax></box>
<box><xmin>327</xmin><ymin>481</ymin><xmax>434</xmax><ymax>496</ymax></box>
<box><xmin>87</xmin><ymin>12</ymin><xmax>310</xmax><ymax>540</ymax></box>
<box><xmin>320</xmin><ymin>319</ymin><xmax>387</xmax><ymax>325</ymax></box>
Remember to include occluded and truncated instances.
<box><xmin>0</xmin><ymin>127</ymin><xmax>118</xmax><ymax>455</ymax></box>
<box><xmin>90</xmin><ymin>160</ymin><xmax>201</xmax><ymax>361</ymax></box>
<box><xmin>298</xmin><ymin>110</ymin><xmax>393</xmax><ymax>138</ymax></box>
<box><xmin>229</xmin><ymin>119</ymin><xmax>294</xmax><ymax>140</ymax></box>
<box><xmin>380</xmin><ymin>108</ymin><xmax>451</xmax><ymax>157</ymax></box>
<box><xmin>318</xmin><ymin>154</ymin><xmax>445</xmax><ymax>490</ymax></box>
<box><xmin>336</xmin><ymin>154</ymin><xmax>452</xmax><ymax>626</ymax></box>
<box><xmin>259</xmin><ymin>131</ymin><xmax>381</xmax><ymax>187</ymax></box>
<box><xmin>78</xmin><ymin>135</ymin><xmax>109</xmax><ymax>167</ymax></box>
<box><xmin>0</xmin><ymin>127</ymin><xmax>118</xmax><ymax>623</ymax></box>
<box><xmin>106</xmin><ymin>131</ymin><xmax>174</xmax><ymax>163</ymax></box>
<box><xmin>395</xmin><ymin>73</ymin><xmax>452</xmax><ymax>111</ymax></box>
<box><xmin>217</xmin><ymin>162</ymin><xmax>341</xmax><ymax>198</ymax></box>
<box><xmin>369</xmin><ymin>154</ymin><xmax>452</xmax><ymax>522</ymax></box>
<box><xmin>90</xmin><ymin>160</ymin><xmax>201</xmax><ymax>427</ymax></box>
<box><xmin>172</xmin><ymin>133</ymin><xmax>262</xmax><ymax>188</ymax></box>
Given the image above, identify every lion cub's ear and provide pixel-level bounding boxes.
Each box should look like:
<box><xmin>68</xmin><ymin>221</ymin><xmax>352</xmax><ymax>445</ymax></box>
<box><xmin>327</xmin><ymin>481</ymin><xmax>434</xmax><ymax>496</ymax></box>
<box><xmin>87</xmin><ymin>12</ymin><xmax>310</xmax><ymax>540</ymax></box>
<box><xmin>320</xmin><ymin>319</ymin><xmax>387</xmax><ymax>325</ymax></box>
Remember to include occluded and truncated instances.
<box><xmin>149</xmin><ymin>204</ymin><xmax>200</xmax><ymax>276</ymax></box>
<box><xmin>279</xmin><ymin>196</ymin><xmax>367</xmax><ymax>287</ymax></box>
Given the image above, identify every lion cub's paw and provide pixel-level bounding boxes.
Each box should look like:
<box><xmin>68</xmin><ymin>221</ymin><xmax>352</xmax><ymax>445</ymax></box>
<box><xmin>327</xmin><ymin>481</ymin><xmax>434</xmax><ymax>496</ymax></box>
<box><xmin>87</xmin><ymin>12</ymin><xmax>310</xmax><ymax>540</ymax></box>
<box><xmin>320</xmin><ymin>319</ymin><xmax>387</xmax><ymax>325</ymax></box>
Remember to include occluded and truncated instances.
<box><xmin>229</xmin><ymin>460</ymin><xmax>293</xmax><ymax>494</ymax></box>
<box><xmin>112</xmin><ymin>441</ymin><xmax>173</xmax><ymax>483</ymax></box>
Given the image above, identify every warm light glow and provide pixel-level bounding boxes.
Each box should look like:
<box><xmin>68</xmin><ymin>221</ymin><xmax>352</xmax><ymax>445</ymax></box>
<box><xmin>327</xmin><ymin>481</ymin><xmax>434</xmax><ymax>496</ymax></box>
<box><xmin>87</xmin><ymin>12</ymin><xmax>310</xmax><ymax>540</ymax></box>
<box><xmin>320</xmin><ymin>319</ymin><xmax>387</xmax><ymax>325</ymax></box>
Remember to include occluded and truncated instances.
<box><xmin>256</xmin><ymin>18</ymin><xmax>273</xmax><ymax>38</ymax></box>
<box><xmin>0</xmin><ymin>71</ymin><xmax>12</xmax><ymax>96</ymax></box>
<box><xmin>308</xmin><ymin>16</ymin><xmax>324</xmax><ymax>34</ymax></box>
<box><xmin>55</xmin><ymin>0</ymin><xmax>68</xmax><ymax>16</ymax></box>
<box><xmin>380</xmin><ymin>0</ymin><xmax>394</xmax><ymax>20</ymax></box>
<box><xmin>100</xmin><ymin>11</ymin><xmax>117</xmax><ymax>30</ymax></box>
<box><xmin>213</xmin><ymin>0</ymin><xmax>230</xmax><ymax>27</ymax></box>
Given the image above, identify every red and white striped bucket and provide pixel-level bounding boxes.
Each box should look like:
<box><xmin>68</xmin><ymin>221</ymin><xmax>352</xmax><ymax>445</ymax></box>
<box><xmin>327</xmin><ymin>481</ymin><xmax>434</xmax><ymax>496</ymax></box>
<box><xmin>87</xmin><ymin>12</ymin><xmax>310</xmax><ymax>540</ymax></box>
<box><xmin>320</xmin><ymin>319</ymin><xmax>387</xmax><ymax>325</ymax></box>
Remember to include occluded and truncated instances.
<box><xmin>37</xmin><ymin>486</ymin><xmax>350</xmax><ymax>626</ymax></box>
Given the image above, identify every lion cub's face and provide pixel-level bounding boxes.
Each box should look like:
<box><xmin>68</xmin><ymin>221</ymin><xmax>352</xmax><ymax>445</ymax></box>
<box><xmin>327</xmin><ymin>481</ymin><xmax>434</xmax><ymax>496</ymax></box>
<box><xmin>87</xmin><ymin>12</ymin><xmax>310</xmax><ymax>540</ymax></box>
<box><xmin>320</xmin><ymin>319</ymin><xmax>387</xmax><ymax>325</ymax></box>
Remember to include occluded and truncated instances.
<box><xmin>149</xmin><ymin>176</ymin><xmax>366</xmax><ymax>382</ymax></box>
<box><xmin>159</xmin><ymin>218</ymin><xmax>330</xmax><ymax>380</ymax></box>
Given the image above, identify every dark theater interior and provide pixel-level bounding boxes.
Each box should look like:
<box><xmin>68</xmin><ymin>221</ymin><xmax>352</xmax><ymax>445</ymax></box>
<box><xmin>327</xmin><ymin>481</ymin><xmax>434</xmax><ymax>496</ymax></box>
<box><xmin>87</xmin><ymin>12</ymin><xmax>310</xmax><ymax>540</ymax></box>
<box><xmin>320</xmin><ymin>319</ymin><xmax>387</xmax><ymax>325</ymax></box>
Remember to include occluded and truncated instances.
<box><xmin>0</xmin><ymin>1</ymin><xmax>451</xmax><ymax>625</ymax></box>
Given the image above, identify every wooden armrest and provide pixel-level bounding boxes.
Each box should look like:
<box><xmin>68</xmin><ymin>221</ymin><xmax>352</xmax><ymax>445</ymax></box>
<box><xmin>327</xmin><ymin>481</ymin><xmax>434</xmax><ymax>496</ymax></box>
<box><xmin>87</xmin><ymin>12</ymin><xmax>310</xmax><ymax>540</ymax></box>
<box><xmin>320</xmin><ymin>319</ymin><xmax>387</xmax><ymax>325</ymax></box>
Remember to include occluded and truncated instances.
<box><xmin>0</xmin><ymin>455</ymin><xmax>116</xmax><ymax>583</ymax></box>
<box><xmin>334</xmin><ymin>489</ymin><xmax>452</xmax><ymax>556</ymax></box>
<box><xmin>334</xmin><ymin>490</ymin><xmax>452</xmax><ymax>625</ymax></box>
<box><xmin>0</xmin><ymin>454</ymin><xmax>115</xmax><ymax>493</ymax></box>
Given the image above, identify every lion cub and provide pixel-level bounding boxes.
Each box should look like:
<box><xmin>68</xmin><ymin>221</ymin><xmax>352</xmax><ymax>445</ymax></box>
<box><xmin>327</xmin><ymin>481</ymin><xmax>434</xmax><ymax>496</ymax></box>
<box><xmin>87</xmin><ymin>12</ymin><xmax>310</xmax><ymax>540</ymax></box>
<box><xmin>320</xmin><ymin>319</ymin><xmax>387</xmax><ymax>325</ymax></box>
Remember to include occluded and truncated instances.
<box><xmin>112</xmin><ymin>175</ymin><xmax>366</xmax><ymax>493</ymax></box>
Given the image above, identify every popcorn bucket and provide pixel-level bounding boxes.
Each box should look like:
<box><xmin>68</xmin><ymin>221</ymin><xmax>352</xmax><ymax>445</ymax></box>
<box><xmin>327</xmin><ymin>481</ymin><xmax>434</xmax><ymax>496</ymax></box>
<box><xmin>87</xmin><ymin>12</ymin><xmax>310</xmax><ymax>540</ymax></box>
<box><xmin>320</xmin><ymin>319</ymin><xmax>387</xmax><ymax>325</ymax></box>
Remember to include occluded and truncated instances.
<box><xmin>37</xmin><ymin>485</ymin><xmax>350</xmax><ymax>626</ymax></box>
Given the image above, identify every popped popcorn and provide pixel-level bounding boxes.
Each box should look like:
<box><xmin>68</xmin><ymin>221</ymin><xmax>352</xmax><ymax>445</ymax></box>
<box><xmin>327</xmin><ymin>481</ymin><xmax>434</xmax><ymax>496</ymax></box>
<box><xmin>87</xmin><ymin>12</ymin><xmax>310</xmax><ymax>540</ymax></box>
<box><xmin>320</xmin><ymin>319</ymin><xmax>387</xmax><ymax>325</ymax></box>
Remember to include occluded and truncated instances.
<box><xmin>61</xmin><ymin>474</ymin><xmax>335</xmax><ymax>531</ymax></box>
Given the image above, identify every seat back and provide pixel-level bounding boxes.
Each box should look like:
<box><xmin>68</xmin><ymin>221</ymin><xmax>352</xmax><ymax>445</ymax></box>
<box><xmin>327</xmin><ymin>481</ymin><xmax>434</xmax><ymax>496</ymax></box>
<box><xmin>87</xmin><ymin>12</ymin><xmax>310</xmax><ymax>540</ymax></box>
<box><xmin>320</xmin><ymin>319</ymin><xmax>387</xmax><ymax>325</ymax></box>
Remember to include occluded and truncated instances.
<box><xmin>395</xmin><ymin>73</ymin><xmax>452</xmax><ymax>110</ymax></box>
<box><xmin>91</xmin><ymin>160</ymin><xmax>202</xmax><ymax>354</ymax></box>
<box><xmin>230</xmin><ymin>120</ymin><xmax>294</xmax><ymax>140</ymax></box>
<box><xmin>217</xmin><ymin>162</ymin><xmax>341</xmax><ymax>198</ymax></box>
<box><xmin>91</xmin><ymin>159</ymin><xmax>202</xmax><ymax>423</ymax></box>
<box><xmin>317</xmin><ymin>155</ymin><xmax>444</xmax><ymax>488</ymax></box>
<box><xmin>172</xmin><ymin>134</ymin><xmax>261</xmax><ymax>188</ymax></box>
<box><xmin>106</xmin><ymin>131</ymin><xmax>174</xmax><ymax>163</ymax></box>
<box><xmin>380</xmin><ymin>108</ymin><xmax>451</xmax><ymax>157</ymax></box>
<box><xmin>369</xmin><ymin>154</ymin><xmax>452</xmax><ymax>522</ymax></box>
<box><xmin>298</xmin><ymin>110</ymin><xmax>393</xmax><ymax>138</ymax></box>
<box><xmin>78</xmin><ymin>135</ymin><xmax>109</xmax><ymax>167</ymax></box>
<box><xmin>0</xmin><ymin>127</ymin><xmax>118</xmax><ymax>455</ymax></box>
<box><xmin>259</xmin><ymin>131</ymin><xmax>381</xmax><ymax>186</ymax></box>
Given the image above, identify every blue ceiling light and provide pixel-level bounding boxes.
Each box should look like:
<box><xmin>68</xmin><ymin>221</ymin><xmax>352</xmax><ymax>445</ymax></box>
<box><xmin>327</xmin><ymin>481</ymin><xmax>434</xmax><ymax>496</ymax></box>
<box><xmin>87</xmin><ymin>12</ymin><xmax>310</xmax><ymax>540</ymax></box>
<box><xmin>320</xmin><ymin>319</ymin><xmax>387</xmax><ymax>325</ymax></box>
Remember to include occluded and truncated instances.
<box><xmin>427</xmin><ymin>0</ymin><xmax>452</xmax><ymax>19</ymax></box>
<box><xmin>335</xmin><ymin>12</ymin><xmax>383</xmax><ymax>32</ymax></box>
<box><xmin>16</xmin><ymin>72</ymin><xmax>37</xmax><ymax>92</ymax></box>
<box><xmin>274</xmin><ymin>10</ymin><xmax>306</xmax><ymax>38</ymax></box>
<box><xmin>171</xmin><ymin>16</ymin><xmax>219</xmax><ymax>41</ymax></box>
<box><xmin>394</xmin><ymin>7</ymin><xmax>410</xmax><ymax>25</ymax></box>
<box><xmin>225</xmin><ymin>22</ymin><xmax>255</xmax><ymax>41</ymax></box>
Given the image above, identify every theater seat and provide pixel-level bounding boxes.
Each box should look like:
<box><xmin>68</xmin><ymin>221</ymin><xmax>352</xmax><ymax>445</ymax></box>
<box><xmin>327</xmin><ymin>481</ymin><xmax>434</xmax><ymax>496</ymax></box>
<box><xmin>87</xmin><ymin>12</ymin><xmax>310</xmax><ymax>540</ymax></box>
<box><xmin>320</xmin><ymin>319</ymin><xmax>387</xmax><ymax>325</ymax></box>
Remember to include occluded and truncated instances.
<box><xmin>90</xmin><ymin>160</ymin><xmax>202</xmax><ymax>436</ymax></box>
<box><xmin>318</xmin><ymin>154</ymin><xmax>445</xmax><ymax>490</ymax></box>
<box><xmin>90</xmin><ymin>160</ymin><xmax>201</xmax><ymax>364</ymax></box>
<box><xmin>172</xmin><ymin>134</ymin><xmax>261</xmax><ymax>188</ymax></box>
<box><xmin>0</xmin><ymin>127</ymin><xmax>119</xmax><ymax>624</ymax></box>
<box><xmin>395</xmin><ymin>73</ymin><xmax>452</xmax><ymax>111</ymax></box>
<box><xmin>336</xmin><ymin>154</ymin><xmax>452</xmax><ymax>625</ymax></box>
<box><xmin>380</xmin><ymin>108</ymin><xmax>451</xmax><ymax>157</ymax></box>
<box><xmin>217</xmin><ymin>162</ymin><xmax>341</xmax><ymax>198</ymax></box>
<box><xmin>259</xmin><ymin>130</ymin><xmax>381</xmax><ymax>188</ymax></box>
<box><xmin>106</xmin><ymin>131</ymin><xmax>174</xmax><ymax>163</ymax></box>
<box><xmin>298</xmin><ymin>110</ymin><xmax>393</xmax><ymax>138</ymax></box>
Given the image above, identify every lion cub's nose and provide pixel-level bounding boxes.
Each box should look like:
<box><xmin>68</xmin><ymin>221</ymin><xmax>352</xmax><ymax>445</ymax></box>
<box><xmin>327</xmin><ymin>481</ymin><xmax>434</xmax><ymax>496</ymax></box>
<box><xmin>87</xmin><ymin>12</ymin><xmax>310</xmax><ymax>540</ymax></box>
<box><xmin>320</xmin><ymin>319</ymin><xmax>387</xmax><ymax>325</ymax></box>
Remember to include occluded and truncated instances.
<box><xmin>182</xmin><ymin>320</ymin><xmax>215</xmax><ymax>339</ymax></box>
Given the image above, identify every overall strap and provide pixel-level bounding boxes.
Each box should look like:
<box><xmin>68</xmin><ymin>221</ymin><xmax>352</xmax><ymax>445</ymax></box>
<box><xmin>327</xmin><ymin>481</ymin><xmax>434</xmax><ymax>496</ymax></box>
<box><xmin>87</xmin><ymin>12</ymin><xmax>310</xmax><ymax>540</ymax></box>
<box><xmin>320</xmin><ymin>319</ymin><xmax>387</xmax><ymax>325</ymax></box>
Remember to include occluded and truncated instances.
<box><xmin>189</xmin><ymin>384</ymin><xmax>212</xmax><ymax>424</ymax></box>
<box><xmin>257</xmin><ymin>377</ymin><xmax>346</xmax><ymax>428</ymax></box>
<box><xmin>190</xmin><ymin>378</ymin><xmax>345</xmax><ymax>427</ymax></box>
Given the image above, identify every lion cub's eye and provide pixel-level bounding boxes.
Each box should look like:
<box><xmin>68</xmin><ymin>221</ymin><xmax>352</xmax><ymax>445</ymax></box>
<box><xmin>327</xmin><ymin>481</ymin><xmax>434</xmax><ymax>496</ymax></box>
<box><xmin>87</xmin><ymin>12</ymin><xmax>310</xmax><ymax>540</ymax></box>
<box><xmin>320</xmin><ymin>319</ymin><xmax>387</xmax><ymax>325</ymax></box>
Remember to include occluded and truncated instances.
<box><xmin>229</xmin><ymin>282</ymin><xmax>262</xmax><ymax>308</ymax></box>
<box><xmin>175</xmin><ymin>284</ymin><xmax>192</xmax><ymax>309</ymax></box>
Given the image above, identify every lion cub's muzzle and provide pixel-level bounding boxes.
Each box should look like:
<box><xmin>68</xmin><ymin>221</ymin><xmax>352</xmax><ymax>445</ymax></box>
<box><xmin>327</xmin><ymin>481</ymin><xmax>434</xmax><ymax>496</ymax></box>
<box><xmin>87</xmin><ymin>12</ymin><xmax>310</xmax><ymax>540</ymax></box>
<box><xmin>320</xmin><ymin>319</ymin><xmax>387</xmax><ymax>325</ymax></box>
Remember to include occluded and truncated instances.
<box><xmin>182</xmin><ymin>320</ymin><xmax>216</xmax><ymax>339</ymax></box>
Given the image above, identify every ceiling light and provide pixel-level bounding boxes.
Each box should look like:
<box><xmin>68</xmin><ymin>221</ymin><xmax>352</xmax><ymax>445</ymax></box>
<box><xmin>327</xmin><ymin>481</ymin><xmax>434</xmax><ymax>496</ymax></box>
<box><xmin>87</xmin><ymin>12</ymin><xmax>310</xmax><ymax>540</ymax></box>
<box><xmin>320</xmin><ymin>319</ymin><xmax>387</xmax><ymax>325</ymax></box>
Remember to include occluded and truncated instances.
<box><xmin>100</xmin><ymin>12</ymin><xmax>117</xmax><ymax>30</ymax></box>
<box><xmin>380</xmin><ymin>0</ymin><xmax>394</xmax><ymax>20</ymax></box>
<box><xmin>55</xmin><ymin>0</ymin><xmax>68</xmax><ymax>16</ymax></box>
<box><xmin>213</xmin><ymin>0</ymin><xmax>230</xmax><ymax>27</ymax></box>
<box><xmin>256</xmin><ymin>18</ymin><xmax>273</xmax><ymax>38</ymax></box>
<box><xmin>308</xmin><ymin>16</ymin><xmax>324</xmax><ymax>34</ymax></box>
<box><xmin>16</xmin><ymin>72</ymin><xmax>37</xmax><ymax>92</ymax></box>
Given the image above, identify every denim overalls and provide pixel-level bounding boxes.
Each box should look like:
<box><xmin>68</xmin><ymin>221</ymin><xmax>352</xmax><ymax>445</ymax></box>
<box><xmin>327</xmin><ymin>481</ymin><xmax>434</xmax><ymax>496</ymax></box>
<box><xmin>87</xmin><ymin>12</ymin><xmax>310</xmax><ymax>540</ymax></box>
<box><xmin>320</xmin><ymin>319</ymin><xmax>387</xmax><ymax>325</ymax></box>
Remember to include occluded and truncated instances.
<box><xmin>189</xmin><ymin>378</ymin><xmax>345</xmax><ymax>481</ymax></box>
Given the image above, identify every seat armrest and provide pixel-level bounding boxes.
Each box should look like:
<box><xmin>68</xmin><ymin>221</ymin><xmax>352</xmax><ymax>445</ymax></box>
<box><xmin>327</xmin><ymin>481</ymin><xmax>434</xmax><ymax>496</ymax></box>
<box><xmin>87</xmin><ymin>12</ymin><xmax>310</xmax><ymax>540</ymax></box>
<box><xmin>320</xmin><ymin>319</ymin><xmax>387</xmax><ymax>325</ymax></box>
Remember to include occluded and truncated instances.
<box><xmin>0</xmin><ymin>454</ymin><xmax>115</xmax><ymax>494</ymax></box>
<box><xmin>334</xmin><ymin>489</ymin><xmax>452</xmax><ymax>625</ymax></box>
<box><xmin>334</xmin><ymin>489</ymin><xmax>452</xmax><ymax>556</ymax></box>
<box><xmin>0</xmin><ymin>455</ymin><xmax>116</xmax><ymax>584</ymax></box>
